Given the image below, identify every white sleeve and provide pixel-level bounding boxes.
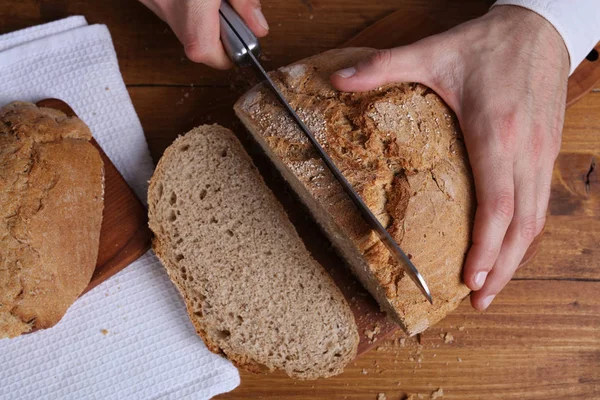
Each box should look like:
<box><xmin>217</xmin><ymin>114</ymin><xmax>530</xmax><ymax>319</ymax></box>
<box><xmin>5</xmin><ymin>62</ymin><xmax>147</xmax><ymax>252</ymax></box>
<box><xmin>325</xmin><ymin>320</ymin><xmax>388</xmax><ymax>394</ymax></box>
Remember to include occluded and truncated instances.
<box><xmin>493</xmin><ymin>0</ymin><xmax>600</xmax><ymax>75</ymax></box>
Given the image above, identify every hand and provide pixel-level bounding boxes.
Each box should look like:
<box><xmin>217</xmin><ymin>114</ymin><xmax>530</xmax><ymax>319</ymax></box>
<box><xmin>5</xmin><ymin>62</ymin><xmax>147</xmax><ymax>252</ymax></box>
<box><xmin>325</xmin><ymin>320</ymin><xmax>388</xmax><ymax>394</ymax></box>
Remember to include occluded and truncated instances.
<box><xmin>139</xmin><ymin>0</ymin><xmax>269</xmax><ymax>69</ymax></box>
<box><xmin>331</xmin><ymin>6</ymin><xmax>570</xmax><ymax>310</ymax></box>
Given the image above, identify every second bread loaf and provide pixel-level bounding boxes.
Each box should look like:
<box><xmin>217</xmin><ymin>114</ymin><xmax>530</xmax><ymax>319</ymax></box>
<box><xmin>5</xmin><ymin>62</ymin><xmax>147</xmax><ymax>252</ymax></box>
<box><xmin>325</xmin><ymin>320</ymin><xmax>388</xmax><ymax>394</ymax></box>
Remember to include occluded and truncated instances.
<box><xmin>234</xmin><ymin>48</ymin><xmax>476</xmax><ymax>335</ymax></box>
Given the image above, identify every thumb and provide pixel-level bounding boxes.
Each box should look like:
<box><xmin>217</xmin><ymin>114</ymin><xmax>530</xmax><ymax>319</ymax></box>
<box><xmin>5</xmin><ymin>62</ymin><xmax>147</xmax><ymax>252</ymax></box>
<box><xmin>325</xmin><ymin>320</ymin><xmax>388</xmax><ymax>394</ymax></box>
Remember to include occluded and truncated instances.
<box><xmin>229</xmin><ymin>0</ymin><xmax>269</xmax><ymax>37</ymax></box>
<box><xmin>331</xmin><ymin>46</ymin><xmax>432</xmax><ymax>93</ymax></box>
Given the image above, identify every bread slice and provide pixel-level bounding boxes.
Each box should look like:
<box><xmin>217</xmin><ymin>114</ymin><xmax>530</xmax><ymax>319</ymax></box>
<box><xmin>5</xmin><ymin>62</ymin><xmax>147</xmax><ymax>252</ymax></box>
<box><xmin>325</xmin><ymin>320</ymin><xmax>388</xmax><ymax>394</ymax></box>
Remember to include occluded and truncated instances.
<box><xmin>0</xmin><ymin>101</ymin><xmax>104</xmax><ymax>339</ymax></box>
<box><xmin>148</xmin><ymin>125</ymin><xmax>359</xmax><ymax>379</ymax></box>
<box><xmin>234</xmin><ymin>48</ymin><xmax>475</xmax><ymax>336</ymax></box>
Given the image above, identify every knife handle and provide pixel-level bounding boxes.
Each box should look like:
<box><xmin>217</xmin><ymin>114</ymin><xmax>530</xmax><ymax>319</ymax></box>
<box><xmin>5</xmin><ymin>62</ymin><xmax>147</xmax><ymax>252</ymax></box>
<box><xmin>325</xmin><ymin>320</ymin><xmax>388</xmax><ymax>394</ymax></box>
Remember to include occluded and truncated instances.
<box><xmin>219</xmin><ymin>0</ymin><xmax>261</xmax><ymax>65</ymax></box>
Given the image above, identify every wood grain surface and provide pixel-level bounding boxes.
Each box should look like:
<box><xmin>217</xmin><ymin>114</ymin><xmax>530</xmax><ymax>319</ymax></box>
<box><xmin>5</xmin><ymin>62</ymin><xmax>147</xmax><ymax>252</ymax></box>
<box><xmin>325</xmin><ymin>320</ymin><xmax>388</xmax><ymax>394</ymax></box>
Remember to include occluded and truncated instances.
<box><xmin>2</xmin><ymin>0</ymin><xmax>599</xmax><ymax>398</ymax></box>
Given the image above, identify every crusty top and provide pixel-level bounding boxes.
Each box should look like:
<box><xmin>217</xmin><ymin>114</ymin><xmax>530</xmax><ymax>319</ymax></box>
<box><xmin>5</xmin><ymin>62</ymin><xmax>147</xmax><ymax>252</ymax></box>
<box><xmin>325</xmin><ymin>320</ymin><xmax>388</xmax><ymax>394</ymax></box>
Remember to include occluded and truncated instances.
<box><xmin>0</xmin><ymin>101</ymin><xmax>104</xmax><ymax>338</ymax></box>
<box><xmin>235</xmin><ymin>48</ymin><xmax>475</xmax><ymax>334</ymax></box>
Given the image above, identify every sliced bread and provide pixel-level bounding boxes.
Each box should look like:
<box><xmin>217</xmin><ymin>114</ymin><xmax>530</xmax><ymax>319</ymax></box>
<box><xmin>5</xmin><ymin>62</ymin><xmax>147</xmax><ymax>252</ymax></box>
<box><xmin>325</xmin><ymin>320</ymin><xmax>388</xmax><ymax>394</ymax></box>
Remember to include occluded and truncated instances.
<box><xmin>148</xmin><ymin>125</ymin><xmax>359</xmax><ymax>379</ymax></box>
<box><xmin>234</xmin><ymin>48</ymin><xmax>475</xmax><ymax>335</ymax></box>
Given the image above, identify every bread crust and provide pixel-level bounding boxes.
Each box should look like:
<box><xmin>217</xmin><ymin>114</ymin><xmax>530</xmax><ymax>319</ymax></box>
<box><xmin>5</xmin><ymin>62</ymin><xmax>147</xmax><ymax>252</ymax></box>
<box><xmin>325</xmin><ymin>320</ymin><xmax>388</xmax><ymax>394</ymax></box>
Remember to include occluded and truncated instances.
<box><xmin>0</xmin><ymin>101</ymin><xmax>104</xmax><ymax>338</ymax></box>
<box><xmin>234</xmin><ymin>48</ymin><xmax>475</xmax><ymax>335</ymax></box>
<box><xmin>148</xmin><ymin>125</ymin><xmax>359</xmax><ymax>379</ymax></box>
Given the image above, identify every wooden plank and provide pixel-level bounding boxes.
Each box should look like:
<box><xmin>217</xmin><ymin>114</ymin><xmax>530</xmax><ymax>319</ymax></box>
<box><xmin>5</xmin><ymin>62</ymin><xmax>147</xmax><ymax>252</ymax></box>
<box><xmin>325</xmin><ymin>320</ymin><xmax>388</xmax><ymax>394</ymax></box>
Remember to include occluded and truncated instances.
<box><xmin>130</xmin><ymin>87</ymin><xmax>600</xmax><ymax>282</ymax></box>
<box><xmin>0</xmin><ymin>0</ymin><xmax>491</xmax><ymax>85</ymax></box>
<box><xmin>561</xmin><ymin>93</ymin><xmax>600</xmax><ymax>153</ymax></box>
<box><xmin>131</xmin><ymin>87</ymin><xmax>600</xmax><ymax>165</ymax></box>
<box><xmin>218</xmin><ymin>280</ymin><xmax>600</xmax><ymax>400</ymax></box>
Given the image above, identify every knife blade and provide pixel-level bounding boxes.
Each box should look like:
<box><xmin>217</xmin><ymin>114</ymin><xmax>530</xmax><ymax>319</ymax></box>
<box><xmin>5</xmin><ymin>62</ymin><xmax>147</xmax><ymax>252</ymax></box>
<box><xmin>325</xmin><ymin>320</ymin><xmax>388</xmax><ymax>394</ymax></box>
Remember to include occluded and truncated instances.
<box><xmin>218</xmin><ymin>1</ymin><xmax>433</xmax><ymax>304</ymax></box>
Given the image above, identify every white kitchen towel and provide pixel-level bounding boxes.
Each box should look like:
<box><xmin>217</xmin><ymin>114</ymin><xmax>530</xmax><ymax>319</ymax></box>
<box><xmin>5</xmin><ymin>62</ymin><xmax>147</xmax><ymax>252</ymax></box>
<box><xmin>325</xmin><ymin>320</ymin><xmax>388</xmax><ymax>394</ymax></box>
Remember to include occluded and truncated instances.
<box><xmin>0</xmin><ymin>17</ymin><xmax>240</xmax><ymax>400</ymax></box>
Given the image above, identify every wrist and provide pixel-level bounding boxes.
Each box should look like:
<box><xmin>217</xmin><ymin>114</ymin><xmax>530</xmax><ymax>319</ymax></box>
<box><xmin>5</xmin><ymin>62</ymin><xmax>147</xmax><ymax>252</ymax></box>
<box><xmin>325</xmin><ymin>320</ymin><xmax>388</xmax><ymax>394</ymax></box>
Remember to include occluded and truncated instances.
<box><xmin>488</xmin><ymin>5</ymin><xmax>570</xmax><ymax>74</ymax></box>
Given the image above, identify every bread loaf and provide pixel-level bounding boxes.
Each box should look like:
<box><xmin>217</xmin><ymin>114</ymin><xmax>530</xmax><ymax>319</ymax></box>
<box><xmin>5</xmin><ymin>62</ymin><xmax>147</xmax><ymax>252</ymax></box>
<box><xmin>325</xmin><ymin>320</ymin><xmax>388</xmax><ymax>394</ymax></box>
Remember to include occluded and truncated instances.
<box><xmin>148</xmin><ymin>125</ymin><xmax>358</xmax><ymax>379</ymax></box>
<box><xmin>0</xmin><ymin>101</ymin><xmax>104</xmax><ymax>339</ymax></box>
<box><xmin>234</xmin><ymin>48</ymin><xmax>475</xmax><ymax>335</ymax></box>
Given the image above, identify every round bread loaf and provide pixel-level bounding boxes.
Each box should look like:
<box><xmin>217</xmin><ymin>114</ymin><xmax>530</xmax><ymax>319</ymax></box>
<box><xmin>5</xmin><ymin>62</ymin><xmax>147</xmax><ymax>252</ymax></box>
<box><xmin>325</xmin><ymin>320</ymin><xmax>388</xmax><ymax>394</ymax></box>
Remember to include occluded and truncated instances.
<box><xmin>0</xmin><ymin>102</ymin><xmax>104</xmax><ymax>339</ymax></box>
<box><xmin>234</xmin><ymin>48</ymin><xmax>476</xmax><ymax>335</ymax></box>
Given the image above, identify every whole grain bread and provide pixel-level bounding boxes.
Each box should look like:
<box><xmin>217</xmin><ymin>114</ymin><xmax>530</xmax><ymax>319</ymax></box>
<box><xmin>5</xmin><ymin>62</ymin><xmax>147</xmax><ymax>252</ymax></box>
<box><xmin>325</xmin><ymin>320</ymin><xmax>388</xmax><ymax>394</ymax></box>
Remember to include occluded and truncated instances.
<box><xmin>148</xmin><ymin>125</ymin><xmax>359</xmax><ymax>379</ymax></box>
<box><xmin>234</xmin><ymin>48</ymin><xmax>475</xmax><ymax>335</ymax></box>
<box><xmin>0</xmin><ymin>101</ymin><xmax>104</xmax><ymax>339</ymax></box>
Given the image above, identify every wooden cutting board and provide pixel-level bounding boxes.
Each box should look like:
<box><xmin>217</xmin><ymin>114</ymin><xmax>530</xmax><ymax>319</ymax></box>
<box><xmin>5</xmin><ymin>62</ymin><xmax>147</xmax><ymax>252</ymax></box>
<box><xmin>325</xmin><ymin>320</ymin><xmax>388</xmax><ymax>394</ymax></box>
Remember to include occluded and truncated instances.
<box><xmin>35</xmin><ymin>99</ymin><xmax>152</xmax><ymax>295</ymax></box>
<box><xmin>319</xmin><ymin>12</ymin><xmax>600</xmax><ymax>355</ymax></box>
<box><xmin>32</xmin><ymin>11</ymin><xmax>600</xmax><ymax>355</ymax></box>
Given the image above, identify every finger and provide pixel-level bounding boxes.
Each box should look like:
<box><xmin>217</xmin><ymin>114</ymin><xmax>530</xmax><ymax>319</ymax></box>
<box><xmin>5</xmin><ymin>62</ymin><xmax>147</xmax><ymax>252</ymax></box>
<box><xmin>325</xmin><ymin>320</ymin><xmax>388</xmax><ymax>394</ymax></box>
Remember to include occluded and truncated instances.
<box><xmin>330</xmin><ymin>44</ymin><xmax>432</xmax><ymax>93</ymax></box>
<box><xmin>462</xmin><ymin>147</ymin><xmax>515</xmax><ymax>293</ymax></box>
<box><xmin>177</xmin><ymin>0</ymin><xmax>233</xmax><ymax>69</ymax></box>
<box><xmin>229</xmin><ymin>0</ymin><xmax>269</xmax><ymax>37</ymax></box>
<box><xmin>470</xmin><ymin>157</ymin><xmax>538</xmax><ymax>310</ymax></box>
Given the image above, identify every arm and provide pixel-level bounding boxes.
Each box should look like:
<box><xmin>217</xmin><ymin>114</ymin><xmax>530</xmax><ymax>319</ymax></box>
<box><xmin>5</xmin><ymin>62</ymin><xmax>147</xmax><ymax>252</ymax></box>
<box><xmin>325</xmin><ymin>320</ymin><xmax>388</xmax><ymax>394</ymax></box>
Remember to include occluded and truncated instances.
<box><xmin>331</xmin><ymin>4</ymin><xmax>596</xmax><ymax>310</ymax></box>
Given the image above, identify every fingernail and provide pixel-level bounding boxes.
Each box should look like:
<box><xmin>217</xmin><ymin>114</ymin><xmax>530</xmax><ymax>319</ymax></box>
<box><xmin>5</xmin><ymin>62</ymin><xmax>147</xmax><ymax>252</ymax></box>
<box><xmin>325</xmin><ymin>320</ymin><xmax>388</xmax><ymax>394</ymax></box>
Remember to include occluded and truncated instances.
<box><xmin>480</xmin><ymin>295</ymin><xmax>495</xmax><ymax>310</ymax></box>
<box><xmin>254</xmin><ymin>8</ymin><xmax>269</xmax><ymax>30</ymax></box>
<box><xmin>335</xmin><ymin>67</ymin><xmax>357</xmax><ymax>79</ymax></box>
<box><xmin>474</xmin><ymin>271</ymin><xmax>488</xmax><ymax>290</ymax></box>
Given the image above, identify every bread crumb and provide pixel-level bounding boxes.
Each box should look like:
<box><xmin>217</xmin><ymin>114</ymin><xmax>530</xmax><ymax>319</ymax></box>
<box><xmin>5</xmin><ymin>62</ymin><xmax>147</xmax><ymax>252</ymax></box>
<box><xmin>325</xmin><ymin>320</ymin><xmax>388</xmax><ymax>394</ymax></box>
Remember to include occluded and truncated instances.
<box><xmin>100</xmin><ymin>329</ymin><xmax>108</xmax><ymax>335</ymax></box>
<box><xmin>362</xmin><ymin>369</ymin><xmax>368</xmax><ymax>375</ymax></box>
<box><xmin>376</xmin><ymin>346</ymin><xmax>384</xmax><ymax>352</ymax></box>
<box><xmin>457</xmin><ymin>357</ymin><xmax>462</xmax><ymax>362</ymax></box>
<box><xmin>458</xmin><ymin>326</ymin><xmax>465</xmax><ymax>331</ymax></box>
<box><xmin>397</xmin><ymin>381</ymin><xmax>402</xmax><ymax>386</ymax></box>
<box><xmin>431</xmin><ymin>388</ymin><xmax>444</xmax><ymax>398</ymax></box>
<box><xmin>444</xmin><ymin>333</ymin><xmax>454</xmax><ymax>344</ymax></box>
<box><xmin>365</xmin><ymin>325</ymin><xmax>381</xmax><ymax>341</ymax></box>
<box><xmin>377</xmin><ymin>393</ymin><xmax>386</xmax><ymax>400</ymax></box>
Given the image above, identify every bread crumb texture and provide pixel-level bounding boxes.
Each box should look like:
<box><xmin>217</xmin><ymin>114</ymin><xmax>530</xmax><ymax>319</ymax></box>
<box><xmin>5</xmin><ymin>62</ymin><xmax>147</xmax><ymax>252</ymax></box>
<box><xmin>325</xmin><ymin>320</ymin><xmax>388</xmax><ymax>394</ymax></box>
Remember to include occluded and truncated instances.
<box><xmin>148</xmin><ymin>125</ymin><xmax>358</xmax><ymax>379</ymax></box>
<box><xmin>235</xmin><ymin>48</ymin><xmax>475</xmax><ymax>335</ymax></box>
<box><xmin>0</xmin><ymin>101</ymin><xmax>104</xmax><ymax>339</ymax></box>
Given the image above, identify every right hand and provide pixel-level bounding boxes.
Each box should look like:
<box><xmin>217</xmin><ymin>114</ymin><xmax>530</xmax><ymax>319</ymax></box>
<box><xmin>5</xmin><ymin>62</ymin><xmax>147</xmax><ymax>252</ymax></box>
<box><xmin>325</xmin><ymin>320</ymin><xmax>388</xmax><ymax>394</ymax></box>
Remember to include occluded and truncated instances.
<box><xmin>139</xmin><ymin>0</ymin><xmax>269</xmax><ymax>69</ymax></box>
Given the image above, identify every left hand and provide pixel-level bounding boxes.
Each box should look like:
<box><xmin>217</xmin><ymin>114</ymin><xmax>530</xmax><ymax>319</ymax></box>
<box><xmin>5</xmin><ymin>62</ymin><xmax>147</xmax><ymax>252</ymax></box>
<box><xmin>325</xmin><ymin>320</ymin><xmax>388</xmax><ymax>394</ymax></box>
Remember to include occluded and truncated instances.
<box><xmin>330</xmin><ymin>5</ymin><xmax>570</xmax><ymax>310</ymax></box>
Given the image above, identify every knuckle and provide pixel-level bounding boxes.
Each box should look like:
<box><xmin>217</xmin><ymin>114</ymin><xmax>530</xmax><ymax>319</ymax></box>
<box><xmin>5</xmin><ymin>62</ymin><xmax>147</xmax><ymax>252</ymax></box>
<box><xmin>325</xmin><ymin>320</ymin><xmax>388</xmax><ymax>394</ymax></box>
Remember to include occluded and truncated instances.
<box><xmin>495</xmin><ymin>112</ymin><xmax>519</xmax><ymax>152</ymax></box>
<box><xmin>476</xmin><ymin>246</ymin><xmax>499</xmax><ymax>272</ymax></box>
<box><xmin>486</xmin><ymin>193</ymin><xmax>514</xmax><ymax>223</ymax></box>
<box><xmin>369</xmin><ymin>49</ymin><xmax>394</xmax><ymax>71</ymax></box>
<box><xmin>184</xmin><ymin>41</ymin><xmax>210</xmax><ymax>63</ymax></box>
<box><xmin>517</xmin><ymin>214</ymin><xmax>538</xmax><ymax>241</ymax></box>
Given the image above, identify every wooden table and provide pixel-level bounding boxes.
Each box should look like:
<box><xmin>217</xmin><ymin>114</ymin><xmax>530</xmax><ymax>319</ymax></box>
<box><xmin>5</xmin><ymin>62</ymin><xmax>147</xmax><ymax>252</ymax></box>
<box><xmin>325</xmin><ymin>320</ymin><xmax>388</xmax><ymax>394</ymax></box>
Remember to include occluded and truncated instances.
<box><xmin>2</xmin><ymin>1</ymin><xmax>599</xmax><ymax>399</ymax></box>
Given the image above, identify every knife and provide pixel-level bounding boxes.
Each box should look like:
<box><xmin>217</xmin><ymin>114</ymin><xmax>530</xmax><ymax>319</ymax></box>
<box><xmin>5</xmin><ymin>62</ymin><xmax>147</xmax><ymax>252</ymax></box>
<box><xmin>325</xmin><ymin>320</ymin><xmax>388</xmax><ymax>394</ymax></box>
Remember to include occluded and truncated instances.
<box><xmin>218</xmin><ymin>1</ymin><xmax>433</xmax><ymax>304</ymax></box>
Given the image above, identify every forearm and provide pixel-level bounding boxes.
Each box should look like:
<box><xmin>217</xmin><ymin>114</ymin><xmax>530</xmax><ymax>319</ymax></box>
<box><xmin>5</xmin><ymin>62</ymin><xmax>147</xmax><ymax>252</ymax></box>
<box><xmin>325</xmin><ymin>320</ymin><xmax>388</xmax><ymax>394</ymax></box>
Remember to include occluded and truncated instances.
<box><xmin>493</xmin><ymin>0</ymin><xmax>600</xmax><ymax>75</ymax></box>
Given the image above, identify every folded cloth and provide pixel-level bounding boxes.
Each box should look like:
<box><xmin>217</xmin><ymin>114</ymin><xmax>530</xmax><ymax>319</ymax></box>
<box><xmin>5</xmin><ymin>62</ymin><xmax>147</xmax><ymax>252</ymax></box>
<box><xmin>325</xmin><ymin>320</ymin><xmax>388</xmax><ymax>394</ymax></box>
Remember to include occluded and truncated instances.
<box><xmin>0</xmin><ymin>16</ymin><xmax>239</xmax><ymax>400</ymax></box>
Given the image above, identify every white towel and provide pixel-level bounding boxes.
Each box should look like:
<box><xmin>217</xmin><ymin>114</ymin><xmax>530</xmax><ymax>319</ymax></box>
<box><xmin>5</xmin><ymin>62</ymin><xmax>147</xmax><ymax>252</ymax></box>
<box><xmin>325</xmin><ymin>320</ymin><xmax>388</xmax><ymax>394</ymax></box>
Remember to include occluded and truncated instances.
<box><xmin>0</xmin><ymin>16</ymin><xmax>240</xmax><ymax>400</ymax></box>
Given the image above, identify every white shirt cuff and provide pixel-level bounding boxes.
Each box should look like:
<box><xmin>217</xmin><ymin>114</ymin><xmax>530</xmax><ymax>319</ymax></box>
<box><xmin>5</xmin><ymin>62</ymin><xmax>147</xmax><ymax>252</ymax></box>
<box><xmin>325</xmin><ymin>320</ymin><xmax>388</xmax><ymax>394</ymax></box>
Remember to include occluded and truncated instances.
<box><xmin>493</xmin><ymin>0</ymin><xmax>600</xmax><ymax>75</ymax></box>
